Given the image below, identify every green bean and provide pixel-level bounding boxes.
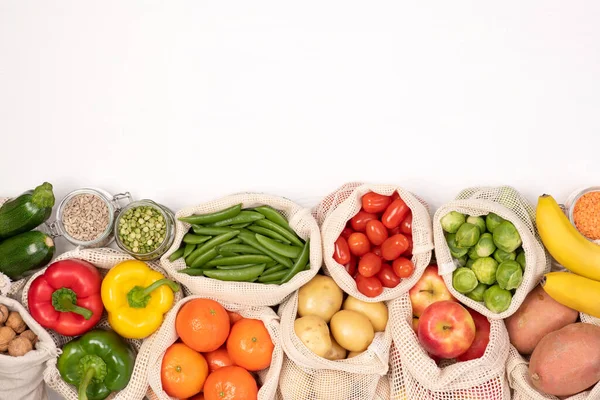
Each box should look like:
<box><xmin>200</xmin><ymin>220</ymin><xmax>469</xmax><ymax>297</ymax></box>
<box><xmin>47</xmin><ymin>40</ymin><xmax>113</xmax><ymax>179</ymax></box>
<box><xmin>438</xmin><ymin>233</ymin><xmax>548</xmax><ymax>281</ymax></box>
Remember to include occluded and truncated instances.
<box><xmin>253</xmin><ymin>206</ymin><xmax>295</xmax><ymax>234</ymax></box>
<box><xmin>218</xmin><ymin>244</ymin><xmax>264</xmax><ymax>256</ymax></box>
<box><xmin>305</xmin><ymin>263</ymin><xmax>311</xmax><ymax>271</ymax></box>
<box><xmin>207</xmin><ymin>211</ymin><xmax>265</xmax><ymax>227</ymax></box>
<box><xmin>192</xmin><ymin>225</ymin><xmax>236</xmax><ymax>236</ymax></box>
<box><xmin>258</xmin><ymin>269</ymin><xmax>289</xmax><ymax>283</ymax></box>
<box><xmin>219</xmin><ymin>251</ymin><xmax>239</xmax><ymax>257</ymax></box>
<box><xmin>217</xmin><ymin>238</ymin><xmax>242</xmax><ymax>247</ymax></box>
<box><xmin>280</xmin><ymin>239</ymin><xmax>310</xmax><ymax>284</ymax></box>
<box><xmin>266</xmin><ymin>260</ymin><xmax>278</xmax><ymax>268</ymax></box>
<box><xmin>253</xmin><ymin>219</ymin><xmax>304</xmax><ymax>247</ymax></box>
<box><xmin>178</xmin><ymin>268</ymin><xmax>208</xmax><ymax>276</ymax></box>
<box><xmin>216</xmin><ymin>263</ymin><xmax>258</xmax><ymax>270</ymax></box>
<box><xmin>263</xmin><ymin>264</ymin><xmax>286</xmax><ymax>275</ymax></box>
<box><xmin>246</xmin><ymin>225</ymin><xmax>291</xmax><ymax>244</ymax></box>
<box><xmin>204</xmin><ymin>255</ymin><xmax>272</xmax><ymax>267</ymax></box>
<box><xmin>179</xmin><ymin>204</ymin><xmax>242</xmax><ymax>225</ymax></box>
<box><xmin>230</xmin><ymin>222</ymin><xmax>252</xmax><ymax>229</ymax></box>
<box><xmin>203</xmin><ymin>264</ymin><xmax>266</xmax><ymax>282</ymax></box>
<box><xmin>183</xmin><ymin>243</ymin><xmax>196</xmax><ymax>258</ymax></box>
<box><xmin>189</xmin><ymin>247</ymin><xmax>220</xmax><ymax>268</ymax></box>
<box><xmin>183</xmin><ymin>233</ymin><xmax>212</xmax><ymax>244</ymax></box>
<box><xmin>168</xmin><ymin>247</ymin><xmax>185</xmax><ymax>262</ymax></box>
<box><xmin>237</xmin><ymin>231</ymin><xmax>293</xmax><ymax>268</ymax></box>
<box><xmin>186</xmin><ymin>231</ymin><xmax>240</xmax><ymax>265</ymax></box>
<box><xmin>255</xmin><ymin>234</ymin><xmax>302</xmax><ymax>258</ymax></box>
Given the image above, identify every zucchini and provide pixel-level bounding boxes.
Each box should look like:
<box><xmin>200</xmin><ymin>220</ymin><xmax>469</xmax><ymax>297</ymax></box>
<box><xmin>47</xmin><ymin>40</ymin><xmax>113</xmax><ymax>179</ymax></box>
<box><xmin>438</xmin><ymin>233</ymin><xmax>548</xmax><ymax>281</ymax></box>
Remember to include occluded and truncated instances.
<box><xmin>0</xmin><ymin>231</ymin><xmax>55</xmax><ymax>279</ymax></box>
<box><xmin>0</xmin><ymin>182</ymin><xmax>55</xmax><ymax>239</ymax></box>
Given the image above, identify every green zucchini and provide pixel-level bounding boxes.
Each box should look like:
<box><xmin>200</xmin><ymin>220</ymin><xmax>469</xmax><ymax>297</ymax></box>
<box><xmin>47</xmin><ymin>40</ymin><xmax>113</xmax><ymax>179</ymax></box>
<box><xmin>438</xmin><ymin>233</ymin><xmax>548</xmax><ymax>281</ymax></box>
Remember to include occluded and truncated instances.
<box><xmin>0</xmin><ymin>182</ymin><xmax>55</xmax><ymax>239</ymax></box>
<box><xmin>0</xmin><ymin>231</ymin><xmax>55</xmax><ymax>279</ymax></box>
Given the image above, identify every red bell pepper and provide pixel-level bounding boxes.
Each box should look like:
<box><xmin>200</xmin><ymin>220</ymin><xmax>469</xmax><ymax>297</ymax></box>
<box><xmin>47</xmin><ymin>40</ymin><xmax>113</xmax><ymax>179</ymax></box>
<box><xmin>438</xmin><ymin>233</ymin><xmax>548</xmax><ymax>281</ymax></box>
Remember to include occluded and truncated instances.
<box><xmin>28</xmin><ymin>258</ymin><xmax>104</xmax><ymax>336</ymax></box>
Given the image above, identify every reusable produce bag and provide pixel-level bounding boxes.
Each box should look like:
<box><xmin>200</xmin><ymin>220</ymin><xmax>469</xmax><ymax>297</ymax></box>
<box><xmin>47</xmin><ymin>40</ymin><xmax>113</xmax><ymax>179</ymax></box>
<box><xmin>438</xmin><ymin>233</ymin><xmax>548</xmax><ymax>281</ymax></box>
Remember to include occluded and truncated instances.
<box><xmin>21</xmin><ymin>248</ymin><xmax>182</xmax><ymax>400</ymax></box>
<box><xmin>433</xmin><ymin>186</ymin><xmax>550</xmax><ymax>319</ymax></box>
<box><xmin>160</xmin><ymin>192</ymin><xmax>322</xmax><ymax>306</ymax></box>
<box><xmin>277</xmin><ymin>290</ymin><xmax>392</xmax><ymax>400</ymax></box>
<box><xmin>507</xmin><ymin>313</ymin><xmax>600</xmax><ymax>400</ymax></box>
<box><xmin>315</xmin><ymin>182</ymin><xmax>433</xmax><ymax>302</ymax></box>
<box><xmin>0</xmin><ymin>295</ymin><xmax>58</xmax><ymax>400</ymax></box>
<box><xmin>146</xmin><ymin>295</ymin><xmax>283</xmax><ymax>400</ymax></box>
<box><xmin>388</xmin><ymin>294</ymin><xmax>511</xmax><ymax>400</ymax></box>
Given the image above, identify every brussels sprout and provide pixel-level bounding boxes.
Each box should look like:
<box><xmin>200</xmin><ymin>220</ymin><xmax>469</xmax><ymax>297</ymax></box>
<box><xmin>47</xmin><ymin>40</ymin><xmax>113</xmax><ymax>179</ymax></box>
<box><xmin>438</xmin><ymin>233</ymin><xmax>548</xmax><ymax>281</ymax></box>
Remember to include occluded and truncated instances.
<box><xmin>483</xmin><ymin>284</ymin><xmax>512</xmax><ymax>313</ymax></box>
<box><xmin>466</xmin><ymin>282</ymin><xmax>488</xmax><ymax>302</ymax></box>
<box><xmin>516</xmin><ymin>250</ymin><xmax>526</xmax><ymax>270</ymax></box>
<box><xmin>474</xmin><ymin>233</ymin><xmax>496</xmax><ymax>258</ymax></box>
<box><xmin>456</xmin><ymin>255</ymin><xmax>467</xmax><ymax>267</ymax></box>
<box><xmin>453</xmin><ymin>267</ymin><xmax>479</xmax><ymax>294</ymax></box>
<box><xmin>493</xmin><ymin>221</ymin><xmax>523</xmax><ymax>253</ymax></box>
<box><xmin>467</xmin><ymin>216</ymin><xmax>487</xmax><ymax>235</ymax></box>
<box><xmin>486</xmin><ymin>213</ymin><xmax>505</xmax><ymax>233</ymax></box>
<box><xmin>496</xmin><ymin>260</ymin><xmax>523</xmax><ymax>290</ymax></box>
<box><xmin>493</xmin><ymin>248</ymin><xmax>516</xmax><ymax>263</ymax></box>
<box><xmin>456</xmin><ymin>223</ymin><xmax>481</xmax><ymax>248</ymax></box>
<box><xmin>441</xmin><ymin>211</ymin><xmax>466</xmax><ymax>234</ymax></box>
<box><xmin>446</xmin><ymin>233</ymin><xmax>469</xmax><ymax>258</ymax></box>
<box><xmin>471</xmin><ymin>257</ymin><xmax>499</xmax><ymax>285</ymax></box>
<box><xmin>466</xmin><ymin>258</ymin><xmax>476</xmax><ymax>269</ymax></box>
<box><xmin>468</xmin><ymin>246</ymin><xmax>481</xmax><ymax>260</ymax></box>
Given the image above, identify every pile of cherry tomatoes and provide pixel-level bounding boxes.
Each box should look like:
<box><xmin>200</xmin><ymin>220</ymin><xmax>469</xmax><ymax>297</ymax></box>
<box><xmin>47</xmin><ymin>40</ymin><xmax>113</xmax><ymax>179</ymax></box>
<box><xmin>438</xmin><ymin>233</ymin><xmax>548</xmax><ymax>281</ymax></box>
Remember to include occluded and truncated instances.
<box><xmin>333</xmin><ymin>192</ymin><xmax>415</xmax><ymax>297</ymax></box>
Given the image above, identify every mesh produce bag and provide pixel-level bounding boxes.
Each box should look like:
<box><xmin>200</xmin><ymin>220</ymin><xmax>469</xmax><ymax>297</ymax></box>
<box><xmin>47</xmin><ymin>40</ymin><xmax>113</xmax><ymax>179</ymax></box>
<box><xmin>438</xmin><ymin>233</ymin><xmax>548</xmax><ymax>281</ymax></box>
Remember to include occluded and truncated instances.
<box><xmin>160</xmin><ymin>193</ymin><xmax>321</xmax><ymax>306</ymax></box>
<box><xmin>316</xmin><ymin>182</ymin><xmax>433</xmax><ymax>302</ymax></box>
<box><xmin>21</xmin><ymin>248</ymin><xmax>183</xmax><ymax>400</ymax></box>
<box><xmin>146</xmin><ymin>295</ymin><xmax>283</xmax><ymax>400</ymax></box>
<box><xmin>0</xmin><ymin>295</ymin><xmax>59</xmax><ymax>400</ymax></box>
<box><xmin>508</xmin><ymin>313</ymin><xmax>600</xmax><ymax>400</ymax></box>
<box><xmin>432</xmin><ymin>186</ymin><xmax>550</xmax><ymax>319</ymax></box>
<box><xmin>277</xmin><ymin>290</ymin><xmax>392</xmax><ymax>400</ymax></box>
<box><xmin>388</xmin><ymin>294</ymin><xmax>511</xmax><ymax>400</ymax></box>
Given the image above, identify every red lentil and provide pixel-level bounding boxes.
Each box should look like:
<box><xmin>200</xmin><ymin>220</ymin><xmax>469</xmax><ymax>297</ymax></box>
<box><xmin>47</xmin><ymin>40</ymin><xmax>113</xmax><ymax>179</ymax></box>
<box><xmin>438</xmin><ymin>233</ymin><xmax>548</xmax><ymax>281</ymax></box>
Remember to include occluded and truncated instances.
<box><xmin>573</xmin><ymin>191</ymin><xmax>600</xmax><ymax>240</ymax></box>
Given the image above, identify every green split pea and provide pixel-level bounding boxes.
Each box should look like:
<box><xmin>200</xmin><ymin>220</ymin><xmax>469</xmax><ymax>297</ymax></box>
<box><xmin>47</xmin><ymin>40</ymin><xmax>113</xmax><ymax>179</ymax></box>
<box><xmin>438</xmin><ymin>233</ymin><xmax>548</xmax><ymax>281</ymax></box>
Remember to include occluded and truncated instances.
<box><xmin>118</xmin><ymin>206</ymin><xmax>166</xmax><ymax>254</ymax></box>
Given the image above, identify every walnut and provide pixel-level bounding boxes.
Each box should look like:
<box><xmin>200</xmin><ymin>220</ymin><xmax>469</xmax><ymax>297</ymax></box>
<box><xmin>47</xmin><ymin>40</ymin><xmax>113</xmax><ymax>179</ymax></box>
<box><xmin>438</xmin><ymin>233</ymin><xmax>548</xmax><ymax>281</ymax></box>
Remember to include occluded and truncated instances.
<box><xmin>5</xmin><ymin>311</ymin><xmax>26</xmax><ymax>333</ymax></box>
<box><xmin>8</xmin><ymin>336</ymin><xmax>32</xmax><ymax>356</ymax></box>
<box><xmin>20</xmin><ymin>330</ymin><xmax>38</xmax><ymax>347</ymax></box>
<box><xmin>0</xmin><ymin>326</ymin><xmax>16</xmax><ymax>352</ymax></box>
<box><xmin>0</xmin><ymin>304</ymin><xmax>8</xmax><ymax>325</ymax></box>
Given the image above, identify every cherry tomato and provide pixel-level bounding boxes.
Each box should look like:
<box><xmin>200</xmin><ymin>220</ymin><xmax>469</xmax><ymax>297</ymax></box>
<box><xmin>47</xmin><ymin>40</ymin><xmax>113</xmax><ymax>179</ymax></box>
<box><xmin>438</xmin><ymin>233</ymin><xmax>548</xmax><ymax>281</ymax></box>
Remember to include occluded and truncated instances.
<box><xmin>344</xmin><ymin>255</ymin><xmax>357</xmax><ymax>277</ymax></box>
<box><xmin>361</xmin><ymin>192</ymin><xmax>392</xmax><ymax>214</ymax></box>
<box><xmin>392</xmin><ymin>257</ymin><xmax>415</xmax><ymax>278</ymax></box>
<box><xmin>358</xmin><ymin>252</ymin><xmax>382</xmax><ymax>277</ymax></box>
<box><xmin>400</xmin><ymin>213</ymin><xmax>413</xmax><ymax>235</ymax></box>
<box><xmin>333</xmin><ymin>236</ymin><xmax>351</xmax><ymax>264</ymax></box>
<box><xmin>350</xmin><ymin>211</ymin><xmax>378</xmax><ymax>232</ymax></box>
<box><xmin>372</xmin><ymin>246</ymin><xmax>382</xmax><ymax>258</ymax></box>
<box><xmin>347</xmin><ymin>232</ymin><xmax>371</xmax><ymax>257</ymax></box>
<box><xmin>387</xmin><ymin>226</ymin><xmax>402</xmax><ymax>236</ymax></box>
<box><xmin>381</xmin><ymin>198</ymin><xmax>410</xmax><ymax>229</ymax></box>
<box><xmin>404</xmin><ymin>235</ymin><xmax>413</xmax><ymax>257</ymax></box>
<box><xmin>355</xmin><ymin>274</ymin><xmax>384</xmax><ymax>298</ymax></box>
<box><xmin>341</xmin><ymin>226</ymin><xmax>354</xmax><ymax>239</ymax></box>
<box><xmin>381</xmin><ymin>234</ymin><xmax>410</xmax><ymax>260</ymax></box>
<box><xmin>365</xmin><ymin>220</ymin><xmax>388</xmax><ymax>246</ymax></box>
<box><xmin>377</xmin><ymin>264</ymin><xmax>401</xmax><ymax>288</ymax></box>
<box><xmin>391</xmin><ymin>192</ymin><xmax>400</xmax><ymax>201</ymax></box>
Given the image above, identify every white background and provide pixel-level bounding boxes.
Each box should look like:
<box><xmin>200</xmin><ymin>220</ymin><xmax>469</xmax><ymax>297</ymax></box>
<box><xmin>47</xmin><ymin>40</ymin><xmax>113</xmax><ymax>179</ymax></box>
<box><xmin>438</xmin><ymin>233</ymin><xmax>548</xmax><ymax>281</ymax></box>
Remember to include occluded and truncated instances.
<box><xmin>1</xmin><ymin>2</ymin><xmax>599</xmax><ymax>399</ymax></box>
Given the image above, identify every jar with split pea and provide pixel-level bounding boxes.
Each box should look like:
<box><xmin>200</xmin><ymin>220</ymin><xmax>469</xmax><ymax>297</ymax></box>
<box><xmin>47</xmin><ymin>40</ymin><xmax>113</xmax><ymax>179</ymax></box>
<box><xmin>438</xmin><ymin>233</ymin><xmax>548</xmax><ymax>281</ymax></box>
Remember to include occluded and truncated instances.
<box><xmin>564</xmin><ymin>186</ymin><xmax>600</xmax><ymax>244</ymax></box>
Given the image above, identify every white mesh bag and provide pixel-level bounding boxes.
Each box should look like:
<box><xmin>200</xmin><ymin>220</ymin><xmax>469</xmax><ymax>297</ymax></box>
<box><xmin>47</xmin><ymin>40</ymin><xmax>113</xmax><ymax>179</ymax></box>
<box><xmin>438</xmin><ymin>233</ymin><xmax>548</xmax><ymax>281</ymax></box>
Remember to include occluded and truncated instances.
<box><xmin>160</xmin><ymin>193</ymin><xmax>321</xmax><ymax>306</ymax></box>
<box><xmin>316</xmin><ymin>182</ymin><xmax>433</xmax><ymax>302</ymax></box>
<box><xmin>146</xmin><ymin>295</ymin><xmax>283</xmax><ymax>400</ymax></box>
<box><xmin>277</xmin><ymin>290</ymin><xmax>392</xmax><ymax>400</ymax></box>
<box><xmin>508</xmin><ymin>313</ymin><xmax>600</xmax><ymax>400</ymax></box>
<box><xmin>0</xmin><ymin>295</ymin><xmax>59</xmax><ymax>400</ymax></box>
<box><xmin>21</xmin><ymin>247</ymin><xmax>183</xmax><ymax>400</ymax></box>
<box><xmin>388</xmin><ymin>294</ymin><xmax>511</xmax><ymax>400</ymax></box>
<box><xmin>432</xmin><ymin>186</ymin><xmax>550</xmax><ymax>319</ymax></box>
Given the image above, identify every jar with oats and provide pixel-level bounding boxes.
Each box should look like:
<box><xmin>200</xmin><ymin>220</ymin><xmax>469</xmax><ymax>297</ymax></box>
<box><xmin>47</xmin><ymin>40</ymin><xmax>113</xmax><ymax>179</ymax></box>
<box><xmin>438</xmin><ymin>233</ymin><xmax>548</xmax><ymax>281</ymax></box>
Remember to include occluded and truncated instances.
<box><xmin>53</xmin><ymin>188</ymin><xmax>132</xmax><ymax>248</ymax></box>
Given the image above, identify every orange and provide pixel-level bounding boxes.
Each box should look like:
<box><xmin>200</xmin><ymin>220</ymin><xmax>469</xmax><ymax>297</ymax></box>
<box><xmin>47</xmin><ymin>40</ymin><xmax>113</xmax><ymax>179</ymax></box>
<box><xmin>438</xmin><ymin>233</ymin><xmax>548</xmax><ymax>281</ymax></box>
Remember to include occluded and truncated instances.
<box><xmin>204</xmin><ymin>365</ymin><xmax>258</xmax><ymax>400</ymax></box>
<box><xmin>228</xmin><ymin>311</ymin><xmax>244</xmax><ymax>325</ymax></box>
<box><xmin>204</xmin><ymin>346</ymin><xmax>235</xmax><ymax>372</ymax></box>
<box><xmin>227</xmin><ymin>318</ymin><xmax>274</xmax><ymax>371</ymax></box>
<box><xmin>161</xmin><ymin>342</ymin><xmax>209</xmax><ymax>399</ymax></box>
<box><xmin>188</xmin><ymin>394</ymin><xmax>205</xmax><ymax>400</ymax></box>
<box><xmin>176</xmin><ymin>299</ymin><xmax>230</xmax><ymax>352</ymax></box>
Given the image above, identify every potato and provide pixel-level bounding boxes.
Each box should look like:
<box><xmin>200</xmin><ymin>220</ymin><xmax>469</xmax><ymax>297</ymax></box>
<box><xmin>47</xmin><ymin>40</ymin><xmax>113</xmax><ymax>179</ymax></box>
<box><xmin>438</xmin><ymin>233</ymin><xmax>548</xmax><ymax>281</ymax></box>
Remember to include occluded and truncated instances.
<box><xmin>324</xmin><ymin>334</ymin><xmax>347</xmax><ymax>360</ymax></box>
<box><xmin>347</xmin><ymin>351</ymin><xmax>362</xmax><ymax>358</ymax></box>
<box><xmin>505</xmin><ymin>285</ymin><xmax>578</xmax><ymax>354</ymax></box>
<box><xmin>330</xmin><ymin>310</ymin><xmax>375</xmax><ymax>352</ymax></box>
<box><xmin>529</xmin><ymin>323</ymin><xmax>600</xmax><ymax>396</ymax></box>
<box><xmin>294</xmin><ymin>315</ymin><xmax>332</xmax><ymax>358</ymax></box>
<box><xmin>298</xmin><ymin>275</ymin><xmax>344</xmax><ymax>323</ymax></box>
<box><xmin>342</xmin><ymin>296</ymin><xmax>388</xmax><ymax>332</ymax></box>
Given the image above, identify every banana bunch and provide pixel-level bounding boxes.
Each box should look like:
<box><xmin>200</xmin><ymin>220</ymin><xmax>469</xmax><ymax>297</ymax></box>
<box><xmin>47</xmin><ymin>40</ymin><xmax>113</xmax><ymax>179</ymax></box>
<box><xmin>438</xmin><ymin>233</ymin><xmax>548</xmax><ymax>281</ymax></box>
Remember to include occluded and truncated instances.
<box><xmin>537</xmin><ymin>195</ymin><xmax>600</xmax><ymax>318</ymax></box>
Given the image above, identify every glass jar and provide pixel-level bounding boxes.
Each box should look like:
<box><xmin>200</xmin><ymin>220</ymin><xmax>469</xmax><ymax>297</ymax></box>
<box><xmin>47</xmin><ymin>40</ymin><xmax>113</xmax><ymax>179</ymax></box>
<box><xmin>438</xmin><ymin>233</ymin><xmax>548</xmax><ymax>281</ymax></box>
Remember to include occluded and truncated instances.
<box><xmin>563</xmin><ymin>186</ymin><xmax>600</xmax><ymax>244</ymax></box>
<box><xmin>113</xmin><ymin>199</ymin><xmax>176</xmax><ymax>261</ymax></box>
<box><xmin>52</xmin><ymin>188</ymin><xmax>132</xmax><ymax>248</ymax></box>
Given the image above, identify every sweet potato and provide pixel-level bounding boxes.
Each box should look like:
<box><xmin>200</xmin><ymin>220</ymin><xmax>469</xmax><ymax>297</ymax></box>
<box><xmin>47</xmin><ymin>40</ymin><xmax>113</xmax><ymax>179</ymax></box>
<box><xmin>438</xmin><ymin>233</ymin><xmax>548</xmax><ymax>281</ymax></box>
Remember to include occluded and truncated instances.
<box><xmin>529</xmin><ymin>323</ymin><xmax>600</xmax><ymax>396</ymax></box>
<box><xmin>505</xmin><ymin>285</ymin><xmax>578</xmax><ymax>354</ymax></box>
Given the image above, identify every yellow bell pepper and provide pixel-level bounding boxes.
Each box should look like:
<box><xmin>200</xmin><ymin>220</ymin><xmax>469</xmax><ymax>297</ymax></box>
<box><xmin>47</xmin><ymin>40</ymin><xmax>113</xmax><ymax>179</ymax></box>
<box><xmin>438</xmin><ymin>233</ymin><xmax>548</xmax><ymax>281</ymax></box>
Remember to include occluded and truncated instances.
<box><xmin>101</xmin><ymin>260</ymin><xmax>179</xmax><ymax>339</ymax></box>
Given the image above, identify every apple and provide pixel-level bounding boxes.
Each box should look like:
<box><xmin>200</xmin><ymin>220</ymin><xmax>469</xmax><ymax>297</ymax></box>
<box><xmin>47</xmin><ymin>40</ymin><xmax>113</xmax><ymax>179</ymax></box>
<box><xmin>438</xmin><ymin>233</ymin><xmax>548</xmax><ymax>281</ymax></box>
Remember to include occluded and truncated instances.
<box><xmin>417</xmin><ymin>300</ymin><xmax>476</xmax><ymax>359</ymax></box>
<box><xmin>409</xmin><ymin>265</ymin><xmax>456</xmax><ymax>317</ymax></box>
<box><xmin>412</xmin><ymin>317</ymin><xmax>419</xmax><ymax>333</ymax></box>
<box><xmin>456</xmin><ymin>308</ymin><xmax>491</xmax><ymax>362</ymax></box>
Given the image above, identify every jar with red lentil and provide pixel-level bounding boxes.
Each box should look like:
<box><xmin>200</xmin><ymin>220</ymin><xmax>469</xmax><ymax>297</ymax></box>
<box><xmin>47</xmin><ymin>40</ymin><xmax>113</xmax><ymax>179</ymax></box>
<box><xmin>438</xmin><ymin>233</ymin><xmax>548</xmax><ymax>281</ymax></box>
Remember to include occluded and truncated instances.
<box><xmin>564</xmin><ymin>187</ymin><xmax>600</xmax><ymax>244</ymax></box>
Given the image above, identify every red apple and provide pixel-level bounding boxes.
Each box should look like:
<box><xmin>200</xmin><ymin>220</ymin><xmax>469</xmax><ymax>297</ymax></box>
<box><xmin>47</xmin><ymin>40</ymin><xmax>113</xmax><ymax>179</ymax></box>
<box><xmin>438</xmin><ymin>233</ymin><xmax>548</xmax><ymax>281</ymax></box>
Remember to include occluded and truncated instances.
<box><xmin>456</xmin><ymin>308</ymin><xmax>491</xmax><ymax>362</ymax></box>
<box><xmin>412</xmin><ymin>317</ymin><xmax>419</xmax><ymax>333</ymax></box>
<box><xmin>417</xmin><ymin>300</ymin><xmax>476</xmax><ymax>359</ymax></box>
<box><xmin>409</xmin><ymin>265</ymin><xmax>456</xmax><ymax>317</ymax></box>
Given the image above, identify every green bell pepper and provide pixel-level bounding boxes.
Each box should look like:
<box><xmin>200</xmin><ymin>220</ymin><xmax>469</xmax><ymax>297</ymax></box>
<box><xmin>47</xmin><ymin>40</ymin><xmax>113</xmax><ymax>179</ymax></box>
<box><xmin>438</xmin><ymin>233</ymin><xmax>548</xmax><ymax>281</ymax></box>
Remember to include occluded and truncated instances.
<box><xmin>57</xmin><ymin>329</ymin><xmax>136</xmax><ymax>400</ymax></box>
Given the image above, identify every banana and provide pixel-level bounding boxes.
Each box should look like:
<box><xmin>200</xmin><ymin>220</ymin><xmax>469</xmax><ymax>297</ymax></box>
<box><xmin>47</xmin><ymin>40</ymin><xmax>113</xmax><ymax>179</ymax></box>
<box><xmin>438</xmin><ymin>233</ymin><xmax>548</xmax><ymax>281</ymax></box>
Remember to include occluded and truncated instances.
<box><xmin>536</xmin><ymin>194</ymin><xmax>600</xmax><ymax>281</ymax></box>
<box><xmin>542</xmin><ymin>272</ymin><xmax>600</xmax><ymax>318</ymax></box>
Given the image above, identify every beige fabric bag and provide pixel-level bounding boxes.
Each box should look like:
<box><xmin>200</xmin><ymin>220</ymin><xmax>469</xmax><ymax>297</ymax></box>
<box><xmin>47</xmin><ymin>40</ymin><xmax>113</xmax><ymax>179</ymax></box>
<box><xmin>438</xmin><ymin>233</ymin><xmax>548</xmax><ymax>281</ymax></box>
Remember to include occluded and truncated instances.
<box><xmin>316</xmin><ymin>182</ymin><xmax>433</xmax><ymax>302</ymax></box>
<box><xmin>432</xmin><ymin>186</ymin><xmax>550</xmax><ymax>319</ymax></box>
<box><xmin>0</xmin><ymin>295</ymin><xmax>59</xmax><ymax>400</ymax></box>
<box><xmin>277</xmin><ymin>290</ymin><xmax>392</xmax><ymax>400</ymax></box>
<box><xmin>146</xmin><ymin>295</ymin><xmax>283</xmax><ymax>400</ymax></box>
<box><xmin>160</xmin><ymin>193</ymin><xmax>322</xmax><ymax>307</ymax></box>
<box><xmin>388</xmin><ymin>294</ymin><xmax>511</xmax><ymax>400</ymax></box>
<box><xmin>21</xmin><ymin>247</ymin><xmax>182</xmax><ymax>400</ymax></box>
<box><xmin>508</xmin><ymin>313</ymin><xmax>600</xmax><ymax>400</ymax></box>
